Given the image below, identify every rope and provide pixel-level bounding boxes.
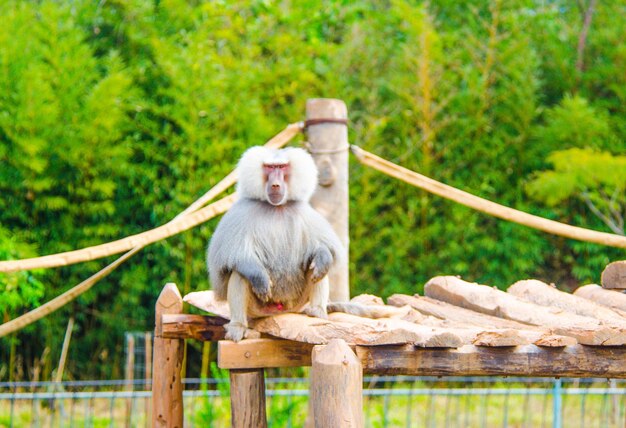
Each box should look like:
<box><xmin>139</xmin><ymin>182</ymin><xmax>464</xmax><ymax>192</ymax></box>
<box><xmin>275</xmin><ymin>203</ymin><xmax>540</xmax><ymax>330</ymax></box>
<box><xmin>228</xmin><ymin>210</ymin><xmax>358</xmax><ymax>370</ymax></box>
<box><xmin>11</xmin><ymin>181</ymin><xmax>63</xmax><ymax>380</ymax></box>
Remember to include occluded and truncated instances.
<box><xmin>0</xmin><ymin>122</ymin><xmax>303</xmax><ymax>337</ymax></box>
<box><xmin>0</xmin><ymin>196</ymin><xmax>234</xmax><ymax>337</ymax></box>
<box><xmin>304</xmin><ymin>118</ymin><xmax>348</xmax><ymax>127</ymax></box>
<box><xmin>0</xmin><ymin>122</ymin><xmax>304</xmax><ymax>274</ymax></box>
<box><xmin>304</xmin><ymin>143</ymin><xmax>350</xmax><ymax>155</ymax></box>
<box><xmin>351</xmin><ymin>145</ymin><xmax>626</xmax><ymax>249</ymax></box>
<box><xmin>0</xmin><ymin>196</ymin><xmax>236</xmax><ymax>274</ymax></box>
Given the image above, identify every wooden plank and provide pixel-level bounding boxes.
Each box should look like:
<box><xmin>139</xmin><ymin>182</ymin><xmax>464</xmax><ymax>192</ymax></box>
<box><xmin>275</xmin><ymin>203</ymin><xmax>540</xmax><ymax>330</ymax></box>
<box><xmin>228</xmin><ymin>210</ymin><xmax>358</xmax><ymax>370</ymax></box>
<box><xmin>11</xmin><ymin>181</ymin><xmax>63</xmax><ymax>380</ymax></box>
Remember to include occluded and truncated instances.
<box><xmin>424</xmin><ymin>276</ymin><xmax>626</xmax><ymax>345</ymax></box>
<box><xmin>182</xmin><ymin>292</ymin><xmax>572</xmax><ymax>347</ymax></box>
<box><xmin>357</xmin><ymin>344</ymin><xmax>626</xmax><ymax>378</ymax></box>
<box><xmin>310</xmin><ymin>339</ymin><xmax>363</xmax><ymax>428</ymax></box>
<box><xmin>508</xmin><ymin>279</ymin><xmax>626</xmax><ymax>326</ymax></box>
<box><xmin>185</xmin><ymin>290</ymin><xmax>462</xmax><ymax>346</ymax></box>
<box><xmin>229</xmin><ymin>369</ymin><xmax>267</xmax><ymax>428</ymax></box>
<box><xmin>388</xmin><ymin>294</ymin><xmax>540</xmax><ymax>330</ymax></box>
<box><xmin>327</xmin><ymin>312</ymin><xmax>464</xmax><ymax>347</ymax></box>
<box><xmin>166</xmin><ymin>308</ymin><xmax>572</xmax><ymax>348</ymax></box>
<box><xmin>161</xmin><ymin>314</ymin><xmax>227</xmax><ymax>341</ymax></box>
<box><xmin>183</xmin><ymin>290</ymin><xmax>230</xmax><ymax>318</ymax></box>
<box><xmin>330</xmin><ymin>312</ymin><xmax>555</xmax><ymax>347</ymax></box>
<box><xmin>217</xmin><ymin>338</ymin><xmax>626</xmax><ymax>378</ymax></box>
<box><xmin>152</xmin><ymin>283</ymin><xmax>184</xmax><ymax>428</ymax></box>
<box><xmin>306</xmin><ymin>98</ymin><xmax>350</xmax><ymax>302</ymax></box>
<box><xmin>574</xmin><ymin>284</ymin><xmax>626</xmax><ymax>314</ymax></box>
<box><xmin>218</xmin><ymin>338</ymin><xmax>315</xmax><ymax>369</ymax></box>
<box><xmin>602</xmin><ymin>261</ymin><xmax>626</xmax><ymax>289</ymax></box>
<box><xmin>388</xmin><ymin>293</ymin><xmax>575</xmax><ymax>347</ymax></box>
<box><xmin>252</xmin><ymin>312</ymin><xmax>445</xmax><ymax>346</ymax></box>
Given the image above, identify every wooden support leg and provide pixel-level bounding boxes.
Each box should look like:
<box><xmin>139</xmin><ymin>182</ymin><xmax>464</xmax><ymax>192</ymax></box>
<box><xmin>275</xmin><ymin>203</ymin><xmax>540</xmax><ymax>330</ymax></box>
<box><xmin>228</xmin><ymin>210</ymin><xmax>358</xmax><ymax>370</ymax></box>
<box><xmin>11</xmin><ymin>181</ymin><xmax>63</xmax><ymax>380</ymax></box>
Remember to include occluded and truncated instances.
<box><xmin>152</xmin><ymin>283</ymin><xmax>184</xmax><ymax>428</ymax></box>
<box><xmin>229</xmin><ymin>368</ymin><xmax>267</xmax><ymax>428</ymax></box>
<box><xmin>310</xmin><ymin>339</ymin><xmax>363</xmax><ymax>428</ymax></box>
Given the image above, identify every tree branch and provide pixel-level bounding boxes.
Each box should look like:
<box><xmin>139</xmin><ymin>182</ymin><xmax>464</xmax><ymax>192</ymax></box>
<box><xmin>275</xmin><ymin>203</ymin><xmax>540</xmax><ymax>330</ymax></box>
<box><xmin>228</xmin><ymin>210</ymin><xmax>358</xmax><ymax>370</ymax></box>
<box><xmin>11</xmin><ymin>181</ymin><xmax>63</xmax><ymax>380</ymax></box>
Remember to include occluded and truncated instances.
<box><xmin>576</xmin><ymin>0</ymin><xmax>597</xmax><ymax>77</ymax></box>
<box><xmin>608</xmin><ymin>187</ymin><xmax>624</xmax><ymax>231</ymax></box>
<box><xmin>582</xmin><ymin>191</ymin><xmax>624</xmax><ymax>235</ymax></box>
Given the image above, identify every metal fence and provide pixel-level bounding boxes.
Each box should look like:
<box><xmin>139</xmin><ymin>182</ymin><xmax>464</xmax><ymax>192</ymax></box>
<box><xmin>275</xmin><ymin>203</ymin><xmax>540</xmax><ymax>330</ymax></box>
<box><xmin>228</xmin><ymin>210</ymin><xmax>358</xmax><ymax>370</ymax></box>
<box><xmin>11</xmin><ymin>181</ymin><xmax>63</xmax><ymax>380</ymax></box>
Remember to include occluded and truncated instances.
<box><xmin>1</xmin><ymin>376</ymin><xmax>625</xmax><ymax>427</ymax></box>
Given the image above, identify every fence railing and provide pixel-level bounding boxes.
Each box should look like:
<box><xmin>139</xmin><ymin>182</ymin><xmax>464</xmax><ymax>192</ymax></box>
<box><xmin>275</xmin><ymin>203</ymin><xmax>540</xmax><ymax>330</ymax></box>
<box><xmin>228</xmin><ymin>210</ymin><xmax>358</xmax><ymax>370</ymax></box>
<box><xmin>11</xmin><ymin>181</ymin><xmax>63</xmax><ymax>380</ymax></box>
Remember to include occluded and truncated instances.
<box><xmin>1</xmin><ymin>376</ymin><xmax>625</xmax><ymax>428</ymax></box>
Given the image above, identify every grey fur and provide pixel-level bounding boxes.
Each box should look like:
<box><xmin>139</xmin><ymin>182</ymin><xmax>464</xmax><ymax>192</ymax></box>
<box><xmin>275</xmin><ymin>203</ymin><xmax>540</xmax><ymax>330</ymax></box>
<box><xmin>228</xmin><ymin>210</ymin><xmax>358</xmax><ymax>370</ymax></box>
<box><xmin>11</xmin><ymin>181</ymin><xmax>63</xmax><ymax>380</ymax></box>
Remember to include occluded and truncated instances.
<box><xmin>207</xmin><ymin>147</ymin><xmax>343</xmax><ymax>316</ymax></box>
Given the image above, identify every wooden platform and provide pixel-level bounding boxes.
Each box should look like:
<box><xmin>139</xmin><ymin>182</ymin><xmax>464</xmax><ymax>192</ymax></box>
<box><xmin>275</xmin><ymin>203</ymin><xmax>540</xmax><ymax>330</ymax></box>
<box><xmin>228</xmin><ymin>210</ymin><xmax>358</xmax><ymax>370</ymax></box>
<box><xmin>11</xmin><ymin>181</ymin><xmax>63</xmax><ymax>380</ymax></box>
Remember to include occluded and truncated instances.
<box><xmin>151</xmin><ymin>275</ymin><xmax>626</xmax><ymax>428</ymax></box>
<box><xmin>171</xmin><ymin>275</ymin><xmax>626</xmax><ymax>378</ymax></box>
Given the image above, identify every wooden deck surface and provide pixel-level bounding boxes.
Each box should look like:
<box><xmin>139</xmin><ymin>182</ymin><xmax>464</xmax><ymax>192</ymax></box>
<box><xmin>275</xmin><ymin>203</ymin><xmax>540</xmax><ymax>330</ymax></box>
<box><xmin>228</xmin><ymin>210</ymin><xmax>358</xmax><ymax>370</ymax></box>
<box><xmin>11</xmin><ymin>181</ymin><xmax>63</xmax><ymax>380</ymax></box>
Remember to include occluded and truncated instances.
<box><xmin>173</xmin><ymin>275</ymin><xmax>626</xmax><ymax>377</ymax></box>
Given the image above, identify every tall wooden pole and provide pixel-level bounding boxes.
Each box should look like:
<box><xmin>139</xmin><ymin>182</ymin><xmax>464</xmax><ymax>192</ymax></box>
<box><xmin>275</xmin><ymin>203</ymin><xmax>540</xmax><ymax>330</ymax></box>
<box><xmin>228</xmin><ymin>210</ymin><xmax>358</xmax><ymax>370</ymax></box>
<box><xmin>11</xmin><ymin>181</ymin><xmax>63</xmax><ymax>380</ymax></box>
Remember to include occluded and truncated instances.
<box><xmin>306</xmin><ymin>98</ymin><xmax>350</xmax><ymax>302</ymax></box>
<box><xmin>310</xmin><ymin>339</ymin><xmax>363</xmax><ymax>427</ymax></box>
<box><xmin>152</xmin><ymin>283</ymin><xmax>184</xmax><ymax>428</ymax></box>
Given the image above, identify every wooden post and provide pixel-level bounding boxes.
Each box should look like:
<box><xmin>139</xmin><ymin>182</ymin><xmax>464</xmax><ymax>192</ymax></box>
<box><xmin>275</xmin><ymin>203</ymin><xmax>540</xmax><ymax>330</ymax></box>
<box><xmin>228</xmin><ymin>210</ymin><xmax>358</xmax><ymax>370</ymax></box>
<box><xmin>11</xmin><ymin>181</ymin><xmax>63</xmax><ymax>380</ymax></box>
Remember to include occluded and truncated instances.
<box><xmin>125</xmin><ymin>334</ymin><xmax>135</xmax><ymax>428</ymax></box>
<box><xmin>306</xmin><ymin>98</ymin><xmax>350</xmax><ymax>302</ymax></box>
<box><xmin>54</xmin><ymin>316</ymin><xmax>74</xmax><ymax>385</ymax></box>
<box><xmin>310</xmin><ymin>339</ymin><xmax>363</xmax><ymax>427</ymax></box>
<box><xmin>152</xmin><ymin>283</ymin><xmax>184</xmax><ymax>428</ymax></box>
<box><xmin>229</xmin><ymin>369</ymin><xmax>267</xmax><ymax>428</ymax></box>
<box><xmin>144</xmin><ymin>332</ymin><xmax>152</xmax><ymax>428</ymax></box>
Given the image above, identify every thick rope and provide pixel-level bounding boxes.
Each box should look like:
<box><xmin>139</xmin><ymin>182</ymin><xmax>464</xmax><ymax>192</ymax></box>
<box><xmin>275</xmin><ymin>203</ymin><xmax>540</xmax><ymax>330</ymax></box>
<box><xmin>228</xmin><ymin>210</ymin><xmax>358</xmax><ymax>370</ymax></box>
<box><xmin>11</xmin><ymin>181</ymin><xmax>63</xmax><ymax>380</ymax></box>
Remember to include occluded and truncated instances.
<box><xmin>351</xmin><ymin>145</ymin><xmax>626</xmax><ymax>249</ymax></box>
<box><xmin>0</xmin><ymin>195</ymin><xmax>235</xmax><ymax>337</ymax></box>
<box><xmin>0</xmin><ymin>122</ymin><xmax>304</xmax><ymax>274</ymax></box>
<box><xmin>0</xmin><ymin>122</ymin><xmax>303</xmax><ymax>337</ymax></box>
<box><xmin>1</xmin><ymin>196</ymin><xmax>236</xmax><ymax>275</ymax></box>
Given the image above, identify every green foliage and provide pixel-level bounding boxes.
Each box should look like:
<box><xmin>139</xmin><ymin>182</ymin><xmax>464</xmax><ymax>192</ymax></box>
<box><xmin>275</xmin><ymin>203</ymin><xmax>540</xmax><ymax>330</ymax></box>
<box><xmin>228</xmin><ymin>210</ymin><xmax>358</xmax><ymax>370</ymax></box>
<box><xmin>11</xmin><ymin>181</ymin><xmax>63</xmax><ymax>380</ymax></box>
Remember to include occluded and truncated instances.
<box><xmin>527</xmin><ymin>148</ymin><xmax>626</xmax><ymax>234</ymax></box>
<box><xmin>0</xmin><ymin>227</ymin><xmax>44</xmax><ymax>316</ymax></box>
<box><xmin>193</xmin><ymin>362</ymin><xmax>231</xmax><ymax>427</ymax></box>
<box><xmin>1</xmin><ymin>0</ymin><xmax>625</xmax><ymax>380</ymax></box>
<box><xmin>527</xmin><ymin>149</ymin><xmax>626</xmax><ymax>205</ymax></box>
<box><xmin>533</xmin><ymin>95</ymin><xmax>614</xmax><ymax>155</ymax></box>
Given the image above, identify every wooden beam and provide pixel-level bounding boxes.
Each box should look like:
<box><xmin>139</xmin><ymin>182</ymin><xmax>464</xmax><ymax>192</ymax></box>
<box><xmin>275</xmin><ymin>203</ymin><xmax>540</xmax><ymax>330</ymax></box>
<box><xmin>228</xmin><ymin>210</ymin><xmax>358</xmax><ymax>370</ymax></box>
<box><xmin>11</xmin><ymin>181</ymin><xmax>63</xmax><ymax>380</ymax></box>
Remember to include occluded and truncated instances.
<box><xmin>357</xmin><ymin>344</ymin><xmax>626</xmax><ymax>378</ymax></box>
<box><xmin>310</xmin><ymin>339</ymin><xmax>363</xmax><ymax>427</ymax></box>
<box><xmin>602</xmin><ymin>261</ymin><xmax>626</xmax><ymax>289</ymax></box>
<box><xmin>152</xmin><ymin>283</ymin><xmax>184</xmax><ymax>428</ymax></box>
<box><xmin>229</xmin><ymin>369</ymin><xmax>267</xmax><ymax>428</ymax></box>
<box><xmin>161</xmin><ymin>314</ymin><xmax>227</xmax><ymax>341</ymax></box>
<box><xmin>218</xmin><ymin>338</ymin><xmax>315</xmax><ymax>369</ymax></box>
<box><xmin>306</xmin><ymin>98</ymin><xmax>350</xmax><ymax>302</ymax></box>
<box><xmin>217</xmin><ymin>338</ymin><xmax>626</xmax><ymax>378</ymax></box>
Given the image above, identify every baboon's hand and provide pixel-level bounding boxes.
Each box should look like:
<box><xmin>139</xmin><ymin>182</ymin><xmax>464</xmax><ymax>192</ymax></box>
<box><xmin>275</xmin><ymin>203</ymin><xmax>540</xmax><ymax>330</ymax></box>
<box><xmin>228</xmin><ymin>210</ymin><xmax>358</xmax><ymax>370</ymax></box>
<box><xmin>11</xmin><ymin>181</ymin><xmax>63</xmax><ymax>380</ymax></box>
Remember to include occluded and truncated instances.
<box><xmin>250</xmin><ymin>277</ymin><xmax>272</xmax><ymax>302</ymax></box>
<box><xmin>308</xmin><ymin>247</ymin><xmax>333</xmax><ymax>283</ymax></box>
<box><xmin>236</xmin><ymin>261</ymin><xmax>272</xmax><ymax>302</ymax></box>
